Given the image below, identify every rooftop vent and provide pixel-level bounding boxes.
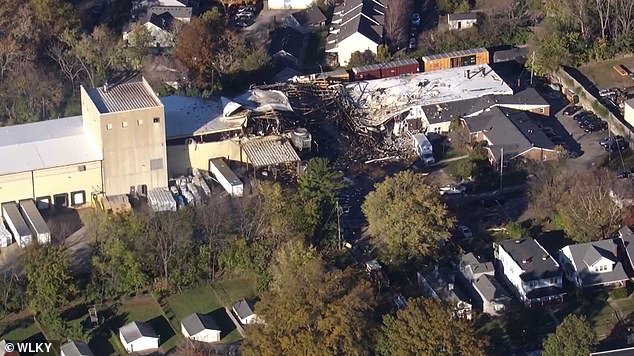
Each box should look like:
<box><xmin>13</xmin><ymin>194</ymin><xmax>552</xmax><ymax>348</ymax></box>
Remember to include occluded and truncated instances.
<box><xmin>542</xmin><ymin>254</ymin><xmax>549</xmax><ymax>261</ymax></box>
<box><xmin>522</xmin><ymin>257</ymin><xmax>532</xmax><ymax>264</ymax></box>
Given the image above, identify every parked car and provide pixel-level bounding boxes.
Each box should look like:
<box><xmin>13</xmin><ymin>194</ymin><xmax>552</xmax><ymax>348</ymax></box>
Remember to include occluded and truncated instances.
<box><xmin>411</xmin><ymin>13</ymin><xmax>421</xmax><ymax>26</ymax></box>
<box><xmin>439</xmin><ymin>185</ymin><xmax>466</xmax><ymax>196</ymax></box>
<box><xmin>584</xmin><ymin>120</ymin><xmax>608</xmax><ymax>133</ymax></box>
<box><xmin>238</xmin><ymin>5</ymin><xmax>256</xmax><ymax>13</ymax></box>
<box><xmin>573</xmin><ymin>111</ymin><xmax>590</xmax><ymax>121</ymax></box>
<box><xmin>616</xmin><ymin>170</ymin><xmax>632</xmax><ymax>179</ymax></box>
<box><xmin>578</xmin><ymin>116</ymin><xmax>599</xmax><ymax>128</ymax></box>
<box><xmin>599</xmin><ymin>89</ymin><xmax>616</xmax><ymax>97</ymax></box>
<box><xmin>600</xmin><ymin>135</ymin><xmax>625</xmax><ymax>147</ymax></box>
<box><xmin>232</xmin><ymin>20</ymin><xmax>250</xmax><ymax>28</ymax></box>
<box><xmin>605</xmin><ymin>141</ymin><xmax>629</xmax><ymax>152</ymax></box>
<box><xmin>457</xmin><ymin>225</ymin><xmax>473</xmax><ymax>239</ymax></box>
<box><xmin>563</xmin><ymin>105</ymin><xmax>581</xmax><ymax>116</ymax></box>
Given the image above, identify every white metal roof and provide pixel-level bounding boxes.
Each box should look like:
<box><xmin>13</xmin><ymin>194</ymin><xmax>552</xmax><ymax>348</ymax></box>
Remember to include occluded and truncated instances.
<box><xmin>346</xmin><ymin>64</ymin><xmax>513</xmax><ymax>127</ymax></box>
<box><xmin>162</xmin><ymin>95</ymin><xmax>247</xmax><ymax>139</ymax></box>
<box><xmin>87</xmin><ymin>81</ymin><xmax>161</xmax><ymax>114</ymax></box>
<box><xmin>0</xmin><ymin>116</ymin><xmax>103</xmax><ymax>176</ymax></box>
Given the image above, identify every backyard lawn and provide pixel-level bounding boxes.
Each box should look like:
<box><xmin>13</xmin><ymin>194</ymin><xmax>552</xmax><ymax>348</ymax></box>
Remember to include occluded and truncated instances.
<box><xmin>579</xmin><ymin>56</ymin><xmax>634</xmax><ymax>89</ymax></box>
<box><xmin>116</xmin><ymin>295</ymin><xmax>180</xmax><ymax>352</ymax></box>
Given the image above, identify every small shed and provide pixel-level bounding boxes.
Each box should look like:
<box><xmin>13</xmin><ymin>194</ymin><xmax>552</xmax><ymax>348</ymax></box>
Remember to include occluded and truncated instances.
<box><xmin>119</xmin><ymin>321</ymin><xmax>159</xmax><ymax>354</ymax></box>
<box><xmin>181</xmin><ymin>313</ymin><xmax>221</xmax><ymax>343</ymax></box>
<box><xmin>60</xmin><ymin>341</ymin><xmax>95</xmax><ymax>356</ymax></box>
<box><xmin>232</xmin><ymin>299</ymin><xmax>257</xmax><ymax>325</ymax></box>
<box><xmin>447</xmin><ymin>12</ymin><xmax>478</xmax><ymax>30</ymax></box>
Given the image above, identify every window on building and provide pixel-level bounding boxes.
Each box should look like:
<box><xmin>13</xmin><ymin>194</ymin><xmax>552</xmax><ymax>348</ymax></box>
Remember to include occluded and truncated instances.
<box><xmin>71</xmin><ymin>191</ymin><xmax>86</xmax><ymax>206</ymax></box>
<box><xmin>106</xmin><ymin>123</ymin><xmax>113</xmax><ymax>130</ymax></box>
<box><xmin>122</xmin><ymin>121</ymin><xmax>128</xmax><ymax>128</ymax></box>
<box><xmin>153</xmin><ymin>117</ymin><xmax>160</xmax><ymax>123</ymax></box>
<box><xmin>137</xmin><ymin>119</ymin><xmax>144</xmax><ymax>125</ymax></box>
<box><xmin>36</xmin><ymin>196</ymin><xmax>51</xmax><ymax>210</ymax></box>
<box><xmin>150</xmin><ymin>158</ymin><xmax>163</xmax><ymax>171</ymax></box>
<box><xmin>77</xmin><ymin>165</ymin><xmax>86</xmax><ymax>172</ymax></box>
<box><xmin>53</xmin><ymin>193</ymin><xmax>68</xmax><ymax>208</ymax></box>
<box><xmin>539</xmin><ymin>107</ymin><xmax>545</xmax><ymax>113</ymax></box>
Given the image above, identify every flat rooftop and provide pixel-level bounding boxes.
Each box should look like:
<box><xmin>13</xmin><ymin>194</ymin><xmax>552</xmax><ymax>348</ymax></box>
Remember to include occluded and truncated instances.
<box><xmin>346</xmin><ymin>64</ymin><xmax>513</xmax><ymax>127</ymax></box>
<box><xmin>87</xmin><ymin>81</ymin><xmax>161</xmax><ymax>114</ymax></box>
<box><xmin>0</xmin><ymin>116</ymin><xmax>103</xmax><ymax>176</ymax></box>
<box><xmin>162</xmin><ymin>96</ymin><xmax>246</xmax><ymax>140</ymax></box>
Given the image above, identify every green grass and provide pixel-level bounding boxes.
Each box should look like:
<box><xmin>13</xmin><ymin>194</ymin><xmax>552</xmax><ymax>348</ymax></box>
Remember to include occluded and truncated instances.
<box><xmin>214</xmin><ymin>278</ymin><xmax>257</xmax><ymax>304</ymax></box>
<box><xmin>0</xmin><ymin>318</ymin><xmax>41</xmax><ymax>341</ymax></box>
<box><xmin>166</xmin><ymin>285</ymin><xmax>222</xmax><ymax>321</ymax></box>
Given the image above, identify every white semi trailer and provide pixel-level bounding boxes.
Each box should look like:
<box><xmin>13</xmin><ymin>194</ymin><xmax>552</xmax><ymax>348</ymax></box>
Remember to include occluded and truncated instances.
<box><xmin>209</xmin><ymin>158</ymin><xmax>244</xmax><ymax>198</ymax></box>
<box><xmin>19</xmin><ymin>199</ymin><xmax>51</xmax><ymax>244</ymax></box>
<box><xmin>2</xmin><ymin>202</ymin><xmax>32</xmax><ymax>247</ymax></box>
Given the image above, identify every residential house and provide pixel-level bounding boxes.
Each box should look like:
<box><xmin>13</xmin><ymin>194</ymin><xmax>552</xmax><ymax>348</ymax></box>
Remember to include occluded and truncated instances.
<box><xmin>417</xmin><ymin>268</ymin><xmax>473</xmax><ymax>320</ymax></box>
<box><xmin>181</xmin><ymin>313</ymin><xmax>221</xmax><ymax>343</ymax></box>
<box><xmin>123</xmin><ymin>12</ymin><xmax>181</xmax><ymax>48</ymax></box>
<box><xmin>119</xmin><ymin>321</ymin><xmax>160</xmax><ymax>354</ymax></box>
<box><xmin>265</xmin><ymin>0</ymin><xmax>314</xmax><ymax>10</ymax></box>
<box><xmin>459</xmin><ymin>253</ymin><xmax>511</xmax><ymax>315</ymax></box>
<box><xmin>233</xmin><ymin>299</ymin><xmax>258</xmax><ymax>325</ymax></box>
<box><xmin>132</xmin><ymin>0</ymin><xmax>196</xmax><ymax>23</ymax></box>
<box><xmin>559</xmin><ymin>238</ymin><xmax>629</xmax><ymax>289</ymax></box>
<box><xmin>60</xmin><ymin>341</ymin><xmax>95</xmax><ymax>356</ymax></box>
<box><xmin>447</xmin><ymin>12</ymin><xmax>478</xmax><ymax>30</ymax></box>
<box><xmin>494</xmin><ymin>237</ymin><xmax>565</xmax><ymax>307</ymax></box>
<box><xmin>464</xmin><ymin>106</ymin><xmax>557</xmax><ymax>167</ymax></box>
<box><xmin>268</xmin><ymin>27</ymin><xmax>307</xmax><ymax>69</ymax></box>
<box><xmin>285</xmin><ymin>6</ymin><xmax>327</xmax><ymax>33</ymax></box>
<box><xmin>326</xmin><ymin>0</ymin><xmax>385</xmax><ymax>66</ymax></box>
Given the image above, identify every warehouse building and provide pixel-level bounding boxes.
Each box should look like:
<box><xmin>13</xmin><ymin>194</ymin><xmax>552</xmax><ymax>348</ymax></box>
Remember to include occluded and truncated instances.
<box><xmin>0</xmin><ymin>78</ymin><xmax>167</xmax><ymax>206</ymax></box>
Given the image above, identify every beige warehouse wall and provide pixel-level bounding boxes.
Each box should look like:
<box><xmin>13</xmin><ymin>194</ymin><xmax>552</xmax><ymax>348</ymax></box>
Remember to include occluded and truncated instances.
<box><xmin>625</xmin><ymin>102</ymin><xmax>634</xmax><ymax>128</ymax></box>
<box><xmin>100</xmin><ymin>105</ymin><xmax>168</xmax><ymax>194</ymax></box>
<box><xmin>0</xmin><ymin>172</ymin><xmax>34</xmax><ymax>203</ymax></box>
<box><xmin>32</xmin><ymin>161</ymin><xmax>103</xmax><ymax>206</ymax></box>
<box><xmin>167</xmin><ymin>139</ymin><xmax>242</xmax><ymax>177</ymax></box>
<box><xmin>80</xmin><ymin>86</ymin><xmax>103</xmax><ymax>149</ymax></box>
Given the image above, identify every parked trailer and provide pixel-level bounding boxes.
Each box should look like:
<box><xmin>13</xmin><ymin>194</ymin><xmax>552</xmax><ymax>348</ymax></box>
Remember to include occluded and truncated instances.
<box><xmin>0</xmin><ymin>217</ymin><xmax>12</xmax><ymax>247</ymax></box>
<box><xmin>351</xmin><ymin>64</ymin><xmax>383</xmax><ymax>81</ymax></box>
<box><xmin>2</xmin><ymin>202</ymin><xmax>32</xmax><ymax>247</ymax></box>
<box><xmin>209</xmin><ymin>158</ymin><xmax>244</xmax><ymax>198</ymax></box>
<box><xmin>19</xmin><ymin>199</ymin><xmax>50</xmax><ymax>244</ymax></box>
<box><xmin>422</xmin><ymin>47</ymin><xmax>489</xmax><ymax>72</ymax></box>
<box><xmin>380</xmin><ymin>58</ymin><xmax>420</xmax><ymax>78</ymax></box>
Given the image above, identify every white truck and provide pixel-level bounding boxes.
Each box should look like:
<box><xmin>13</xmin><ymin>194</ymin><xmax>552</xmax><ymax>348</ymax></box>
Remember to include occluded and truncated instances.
<box><xmin>209</xmin><ymin>158</ymin><xmax>244</xmax><ymax>198</ymax></box>
<box><xmin>412</xmin><ymin>133</ymin><xmax>435</xmax><ymax>165</ymax></box>
<box><xmin>2</xmin><ymin>202</ymin><xmax>32</xmax><ymax>247</ymax></box>
<box><xmin>19</xmin><ymin>199</ymin><xmax>51</xmax><ymax>244</ymax></box>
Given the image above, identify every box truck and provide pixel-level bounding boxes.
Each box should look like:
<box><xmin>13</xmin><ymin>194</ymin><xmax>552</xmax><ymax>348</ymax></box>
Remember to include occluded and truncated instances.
<box><xmin>209</xmin><ymin>158</ymin><xmax>244</xmax><ymax>198</ymax></box>
<box><xmin>2</xmin><ymin>202</ymin><xmax>32</xmax><ymax>247</ymax></box>
<box><xmin>19</xmin><ymin>199</ymin><xmax>50</xmax><ymax>244</ymax></box>
<box><xmin>412</xmin><ymin>133</ymin><xmax>436</xmax><ymax>165</ymax></box>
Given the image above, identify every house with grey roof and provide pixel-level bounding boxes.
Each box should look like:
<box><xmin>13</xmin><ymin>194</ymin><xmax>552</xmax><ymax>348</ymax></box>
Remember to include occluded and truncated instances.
<box><xmin>285</xmin><ymin>6</ymin><xmax>327</xmax><ymax>33</ymax></box>
<box><xmin>447</xmin><ymin>12</ymin><xmax>478</xmax><ymax>30</ymax></box>
<box><xmin>417</xmin><ymin>268</ymin><xmax>473</xmax><ymax>320</ymax></box>
<box><xmin>326</xmin><ymin>0</ymin><xmax>385</xmax><ymax>66</ymax></box>
<box><xmin>60</xmin><ymin>341</ymin><xmax>95</xmax><ymax>356</ymax></box>
<box><xmin>465</xmin><ymin>106</ymin><xmax>558</xmax><ymax>166</ymax></box>
<box><xmin>233</xmin><ymin>299</ymin><xmax>258</xmax><ymax>325</ymax></box>
<box><xmin>123</xmin><ymin>11</ymin><xmax>181</xmax><ymax>48</ymax></box>
<box><xmin>495</xmin><ymin>237</ymin><xmax>565</xmax><ymax>307</ymax></box>
<box><xmin>558</xmin><ymin>229</ymin><xmax>634</xmax><ymax>289</ymax></box>
<box><xmin>459</xmin><ymin>252</ymin><xmax>494</xmax><ymax>282</ymax></box>
<box><xmin>268</xmin><ymin>27</ymin><xmax>307</xmax><ymax>69</ymax></box>
<box><xmin>473</xmin><ymin>274</ymin><xmax>512</xmax><ymax>315</ymax></box>
<box><xmin>118</xmin><ymin>321</ymin><xmax>159</xmax><ymax>353</ymax></box>
<box><xmin>181</xmin><ymin>313</ymin><xmax>221</xmax><ymax>343</ymax></box>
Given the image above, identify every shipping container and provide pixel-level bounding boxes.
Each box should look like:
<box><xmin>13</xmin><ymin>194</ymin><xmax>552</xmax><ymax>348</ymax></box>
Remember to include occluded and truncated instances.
<box><xmin>351</xmin><ymin>64</ymin><xmax>383</xmax><ymax>80</ymax></box>
<box><xmin>148</xmin><ymin>188</ymin><xmax>177</xmax><ymax>212</ymax></box>
<box><xmin>380</xmin><ymin>59</ymin><xmax>420</xmax><ymax>78</ymax></box>
<box><xmin>421</xmin><ymin>48</ymin><xmax>489</xmax><ymax>72</ymax></box>
<box><xmin>19</xmin><ymin>199</ymin><xmax>50</xmax><ymax>244</ymax></box>
<box><xmin>2</xmin><ymin>202</ymin><xmax>32</xmax><ymax>247</ymax></box>
<box><xmin>209</xmin><ymin>158</ymin><xmax>244</xmax><ymax>198</ymax></box>
<box><xmin>0</xmin><ymin>217</ymin><xmax>12</xmax><ymax>247</ymax></box>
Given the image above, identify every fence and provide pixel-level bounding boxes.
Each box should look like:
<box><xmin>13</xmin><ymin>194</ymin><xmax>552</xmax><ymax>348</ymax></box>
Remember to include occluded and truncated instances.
<box><xmin>553</xmin><ymin>68</ymin><xmax>634</xmax><ymax>141</ymax></box>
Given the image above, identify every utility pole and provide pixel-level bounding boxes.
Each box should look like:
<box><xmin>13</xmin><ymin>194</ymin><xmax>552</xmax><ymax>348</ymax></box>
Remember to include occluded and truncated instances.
<box><xmin>499</xmin><ymin>147</ymin><xmax>504</xmax><ymax>191</ymax></box>
<box><xmin>336</xmin><ymin>200</ymin><xmax>342</xmax><ymax>250</ymax></box>
<box><xmin>530</xmin><ymin>51</ymin><xmax>536</xmax><ymax>87</ymax></box>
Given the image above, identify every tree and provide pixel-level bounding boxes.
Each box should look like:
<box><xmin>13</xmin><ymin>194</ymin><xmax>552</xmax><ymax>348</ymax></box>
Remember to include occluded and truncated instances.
<box><xmin>384</xmin><ymin>0</ymin><xmax>412</xmax><ymax>50</ymax></box>
<box><xmin>542</xmin><ymin>314</ymin><xmax>595</xmax><ymax>356</ymax></box>
<box><xmin>92</xmin><ymin>235</ymin><xmax>147</xmax><ymax>298</ymax></box>
<box><xmin>144</xmin><ymin>211</ymin><xmax>193</xmax><ymax>286</ymax></box>
<box><xmin>23</xmin><ymin>245</ymin><xmax>76</xmax><ymax>316</ymax></box>
<box><xmin>195</xmin><ymin>200</ymin><xmax>232</xmax><ymax>280</ymax></box>
<box><xmin>362</xmin><ymin>171</ymin><xmax>453</xmax><ymax>266</ymax></box>
<box><xmin>376</xmin><ymin>298</ymin><xmax>486</xmax><ymax>356</ymax></box>
<box><xmin>347</xmin><ymin>50</ymin><xmax>376</xmax><ymax>68</ymax></box>
<box><xmin>240</xmin><ymin>243</ymin><xmax>377</xmax><ymax>356</ymax></box>
<box><xmin>448</xmin><ymin>118</ymin><xmax>470</xmax><ymax>152</ymax></box>
<box><xmin>527</xmin><ymin>160</ymin><xmax>573</xmax><ymax>219</ymax></box>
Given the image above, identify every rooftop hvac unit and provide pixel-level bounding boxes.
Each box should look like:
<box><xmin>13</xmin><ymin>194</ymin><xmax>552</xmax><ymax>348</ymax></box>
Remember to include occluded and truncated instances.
<box><xmin>292</xmin><ymin>128</ymin><xmax>312</xmax><ymax>151</ymax></box>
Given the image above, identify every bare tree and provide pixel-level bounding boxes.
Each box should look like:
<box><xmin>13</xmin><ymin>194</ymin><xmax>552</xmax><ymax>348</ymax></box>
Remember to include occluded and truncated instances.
<box><xmin>384</xmin><ymin>0</ymin><xmax>412</xmax><ymax>50</ymax></box>
<box><xmin>593</xmin><ymin>0</ymin><xmax>613</xmax><ymax>40</ymax></box>
<box><xmin>47</xmin><ymin>42</ymin><xmax>83</xmax><ymax>86</ymax></box>
<box><xmin>146</xmin><ymin>212</ymin><xmax>191</xmax><ymax>282</ymax></box>
<box><xmin>195</xmin><ymin>200</ymin><xmax>231</xmax><ymax>280</ymax></box>
<box><xmin>611</xmin><ymin>0</ymin><xmax>634</xmax><ymax>43</ymax></box>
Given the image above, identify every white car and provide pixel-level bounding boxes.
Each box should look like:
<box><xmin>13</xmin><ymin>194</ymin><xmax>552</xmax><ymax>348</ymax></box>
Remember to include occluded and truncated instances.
<box><xmin>458</xmin><ymin>225</ymin><xmax>473</xmax><ymax>239</ymax></box>
<box><xmin>599</xmin><ymin>89</ymin><xmax>616</xmax><ymax>97</ymax></box>
<box><xmin>439</xmin><ymin>185</ymin><xmax>466</xmax><ymax>196</ymax></box>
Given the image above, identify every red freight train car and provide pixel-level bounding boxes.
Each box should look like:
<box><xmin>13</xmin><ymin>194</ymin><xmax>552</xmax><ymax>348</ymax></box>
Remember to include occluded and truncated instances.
<box><xmin>351</xmin><ymin>64</ymin><xmax>383</xmax><ymax>80</ymax></box>
<box><xmin>380</xmin><ymin>58</ymin><xmax>420</xmax><ymax>78</ymax></box>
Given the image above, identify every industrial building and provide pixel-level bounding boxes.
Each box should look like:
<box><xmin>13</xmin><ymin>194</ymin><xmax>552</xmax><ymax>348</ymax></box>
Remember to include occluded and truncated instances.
<box><xmin>625</xmin><ymin>98</ymin><xmax>634</xmax><ymax>128</ymax></box>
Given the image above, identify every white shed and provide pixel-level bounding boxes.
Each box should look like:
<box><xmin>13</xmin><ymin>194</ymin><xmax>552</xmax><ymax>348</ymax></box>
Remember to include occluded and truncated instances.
<box><xmin>181</xmin><ymin>313</ymin><xmax>221</xmax><ymax>343</ymax></box>
<box><xmin>232</xmin><ymin>299</ymin><xmax>258</xmax><ymax>325</ymax></box>
<box><xmin>119</xmin><ymin>321</ymin><xmax>159</xmax><ymax>354</ymax></box>
<box><xmin>60</xmin><ymin>340</ymin><xmax>95</xmax><ymax>356</ymax></box>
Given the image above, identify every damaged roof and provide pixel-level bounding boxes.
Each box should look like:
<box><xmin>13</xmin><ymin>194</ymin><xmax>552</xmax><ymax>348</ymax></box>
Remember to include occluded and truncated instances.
<box><xmin>242</xmin><ymin>136</ymin><xmax>300</xmax><ymax>168</ymax></box>
<box><xmin>162</xmin><ymin>95</ymin><xmax>246</xmax><ymax>139</ymax></box>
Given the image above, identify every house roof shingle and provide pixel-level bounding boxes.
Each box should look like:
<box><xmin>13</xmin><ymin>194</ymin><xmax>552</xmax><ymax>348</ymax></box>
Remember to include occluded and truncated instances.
<box><xmin>326</xmin><ymin>0</ymin><xmax>384</xmax><ymax>49</ymax></box>
<box><xmin>119</xmin><ymin>321</ymin><xmax>158</xmax><ymax>343</ymax></box>
<box><xmin>149</xmin><ymin>11</ymin><xmax>176</xmax><ymax>30</ymax></box>
<box><xmin>448</xmin><ymin>12</ymin><xmax>478</xmax><ymax>22</ymax></box>
<box><xmin>60</xmin><ymin>341</ymin><xmax>94</xmax><ymax>356</ymax></box>
<box><xmin>499</xmin><ymin>237</ymin><xmax>561</xmax><ymax>280</ymax></box>
<box><xmin>564</xmin><ymin>238</ymin><xmax>628</xmax><ymax>286</ymax></box>
<box><xmin>181</xmin><ymin>313</ymin><xmax>220</xmax><ymax>336</ymax></box>
<box><xmin>420</xmin><ymin>268</ymin><xmax>471</xmax><ymax>305</ymax></box>
<box><xmin>460</xmin><ymin>252</ymin><xmax>494</xmax><ymax>276</ymax></box>
<box><xmin>269</xmin><ymin>27</ymin><xmax>305</xmax><ymax>59</ymax></box>
<box><xmin>233</xmin><ymin>299</ymin><xmax>255</xmax><ymax>319</ymax></box>
<box><xmin>473</xmin><ymin>274</ymin><xmax>510</xmax><ymax>302</ymax></box>
<box><xmin>291</xmin><ymin>6</ymin><xmax>326</xmax><ymax>26</ymax></box>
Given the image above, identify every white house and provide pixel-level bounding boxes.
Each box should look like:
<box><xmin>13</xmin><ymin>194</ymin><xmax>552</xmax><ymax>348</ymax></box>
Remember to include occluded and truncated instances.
<box><xmin>60</xmin><ymin>341</ymin><xmax>95</xmax><ymax>356</ymax></box>
<box><xmin>266</xmin><ymin>0</ymin><xmax>313</xmax><ymax>9</ymax></box>
<box><xmin>180</xmin><ymin>313</ymin><xmax>221</xmax><ymax>343</ymax></box>
<box><xmin>123</xmin><ymin>12</ymin><xmax>180</xmax><ymax>48</ymax></box>
<box><xmin>558</xmin><ymin>227</ymin><xmax>634</xmax><ymax>289</ymax></box>
<box><xmin>417</xmin><ymin>268</ymin><xmax>473</xmax><ymax>320</ymax></box>
<box><xmin>447</xmin><ymin>12</ymin><xmax>478</xmax><ymax>30</ymax></box>
<box><xmin>233</xmin><ymin>299</ymin><xmax>258</xmax><ymax>325</ymax></box>
<box><xmin>325</xmin><ymin>0</ymin><xmax>385</xmax><ymax>66</ymax></box>
<box><xmin>119</xmin><ymin>321</ymin><xmax>160</xmax><ymax>354</ymax></box>
<box><xmin>494</xmin><ymin>237</ymin><xmax>565</xmax><ymax>307</ymax></box>
<box><xmin>472</xmin><ymin>274</ymin><xmax>512</xmax><ymax>315</ymax></box>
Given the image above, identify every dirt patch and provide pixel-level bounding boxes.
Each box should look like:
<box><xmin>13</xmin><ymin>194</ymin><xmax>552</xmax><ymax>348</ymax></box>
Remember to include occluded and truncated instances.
<box><xmin>579</xmin><ymin>56</ymin><xmax>634</xmax><ymax>90</ymax></box>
